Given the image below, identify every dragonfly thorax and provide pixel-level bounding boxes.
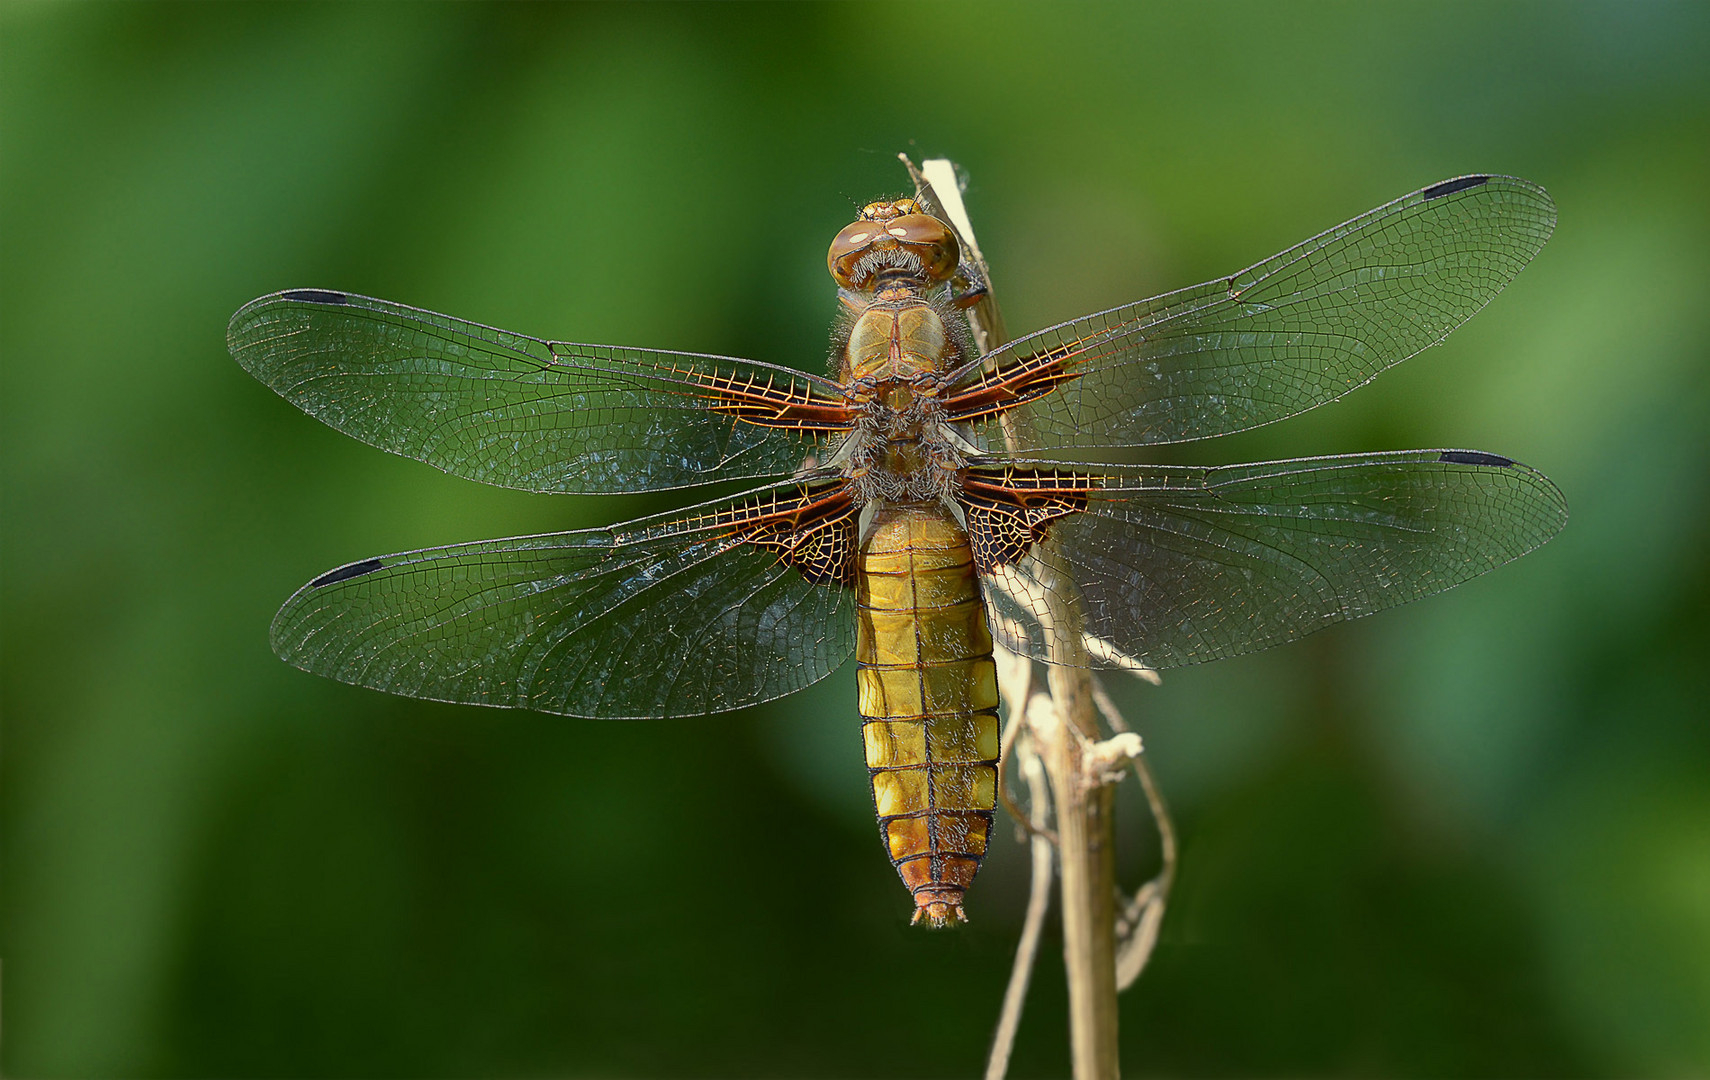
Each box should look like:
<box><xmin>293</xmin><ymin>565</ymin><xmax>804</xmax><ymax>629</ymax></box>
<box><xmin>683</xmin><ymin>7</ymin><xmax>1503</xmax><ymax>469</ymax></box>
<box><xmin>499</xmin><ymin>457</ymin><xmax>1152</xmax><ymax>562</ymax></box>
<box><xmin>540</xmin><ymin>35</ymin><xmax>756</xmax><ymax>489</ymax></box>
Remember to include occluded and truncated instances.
<box><xmin>841</xmin><ymin>394</ymin><xmax>965</xmax><ymax>504</ymax></box>
<box><xmin>840</xmin><ymin>364</ymin><xmax>966</xmax><ymax>504</ymax></box>
<box><xmin>842</xmin><ymin>298</ymin><xmax>952</xmax><ymax>383</ymax></box>
<box><xmin>836</xmin><ymin>260</ymin><xmax>969</xmax><ymax>504</ymax></box>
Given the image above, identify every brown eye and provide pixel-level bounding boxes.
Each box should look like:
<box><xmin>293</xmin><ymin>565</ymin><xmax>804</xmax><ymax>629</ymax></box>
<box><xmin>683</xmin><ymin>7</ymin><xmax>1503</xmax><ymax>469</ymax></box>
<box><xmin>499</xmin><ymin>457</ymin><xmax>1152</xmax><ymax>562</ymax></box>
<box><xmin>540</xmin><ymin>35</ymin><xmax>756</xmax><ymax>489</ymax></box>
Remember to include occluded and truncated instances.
<box><xmin>829</xmin><ymin>220</ymin><xmax>880</xmax><ymax>288</ymax></box>
<box><xmin>884</xmin><ymin>214</ymin><xmax>944</xmax><ymax>243</ymax></box>
<box><xmin>887</xmin><ymin>214</ymin><xmax>960</xmax><ymax>282</ymax></box>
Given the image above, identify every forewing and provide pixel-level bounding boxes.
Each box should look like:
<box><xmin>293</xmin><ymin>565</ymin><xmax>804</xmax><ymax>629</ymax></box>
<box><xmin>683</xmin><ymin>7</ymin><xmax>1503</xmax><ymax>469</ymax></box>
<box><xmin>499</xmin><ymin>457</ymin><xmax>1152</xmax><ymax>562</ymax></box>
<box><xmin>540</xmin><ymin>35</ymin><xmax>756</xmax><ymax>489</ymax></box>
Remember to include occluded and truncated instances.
<box><xmin>968</xmin><ymin>452</ymin><xmax>1567</xmax><ymax>669</ymax></box>
<box><xmin>229</xmin><ymin>290</ymin><xmax>850</xmax><ymax>493</ymax></box>
<box><xmin>271</xmin><ymin>477</ymin><xmax>859</xmax><ymax>718</ymax></box>
<box><xmin>947</xmin><ymin>176</ymin><xmax>1556</xmax><ymax>450</ymax></box>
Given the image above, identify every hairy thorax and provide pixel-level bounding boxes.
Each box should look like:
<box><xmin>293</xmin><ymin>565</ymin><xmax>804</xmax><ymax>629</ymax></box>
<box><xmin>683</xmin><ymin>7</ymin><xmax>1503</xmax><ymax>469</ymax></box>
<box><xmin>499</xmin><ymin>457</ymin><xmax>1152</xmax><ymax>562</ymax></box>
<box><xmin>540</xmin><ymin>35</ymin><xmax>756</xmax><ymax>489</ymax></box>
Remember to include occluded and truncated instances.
<box><xmin>837</xmin><ymin>285</ymin><xmax>969</xmax><ymax>505</ymax></box>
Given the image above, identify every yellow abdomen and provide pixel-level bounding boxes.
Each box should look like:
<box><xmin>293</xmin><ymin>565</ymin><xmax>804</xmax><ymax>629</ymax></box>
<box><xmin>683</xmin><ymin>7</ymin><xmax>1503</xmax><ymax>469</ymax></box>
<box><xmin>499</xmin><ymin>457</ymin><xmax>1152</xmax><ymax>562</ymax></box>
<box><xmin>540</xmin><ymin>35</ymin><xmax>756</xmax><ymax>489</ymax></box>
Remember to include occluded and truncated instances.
<box><xmin>857</xmin><ymin>502</ymin><xmax>1000</xmax><ymax>926</ymax></box>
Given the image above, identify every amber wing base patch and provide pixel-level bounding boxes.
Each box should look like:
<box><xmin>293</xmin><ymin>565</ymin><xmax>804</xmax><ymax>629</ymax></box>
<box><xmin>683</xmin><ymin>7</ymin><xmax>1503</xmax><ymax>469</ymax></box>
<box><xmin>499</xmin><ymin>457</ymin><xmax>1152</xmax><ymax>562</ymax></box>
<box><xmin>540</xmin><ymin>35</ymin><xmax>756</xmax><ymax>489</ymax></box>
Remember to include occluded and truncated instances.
<box><xmin>959</xmin><ymin>467</ymin><xmax>1094</xmax><ymax>571</ymax></box>
<box><xmin>728</xmin><ymin>479</ymin><xmax>859</xmax><ymax>586</ymax></box>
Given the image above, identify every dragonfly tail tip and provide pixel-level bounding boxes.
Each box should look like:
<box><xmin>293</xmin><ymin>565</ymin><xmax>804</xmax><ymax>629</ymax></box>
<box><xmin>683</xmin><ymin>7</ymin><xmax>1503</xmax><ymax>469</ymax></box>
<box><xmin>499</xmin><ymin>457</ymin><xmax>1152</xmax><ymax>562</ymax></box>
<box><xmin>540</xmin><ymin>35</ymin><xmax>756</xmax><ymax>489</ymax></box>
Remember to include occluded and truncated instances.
<box><xmin>911</xmin><ymin>890</ymin><xmax>969</xmax><ymax>928</ymax></box>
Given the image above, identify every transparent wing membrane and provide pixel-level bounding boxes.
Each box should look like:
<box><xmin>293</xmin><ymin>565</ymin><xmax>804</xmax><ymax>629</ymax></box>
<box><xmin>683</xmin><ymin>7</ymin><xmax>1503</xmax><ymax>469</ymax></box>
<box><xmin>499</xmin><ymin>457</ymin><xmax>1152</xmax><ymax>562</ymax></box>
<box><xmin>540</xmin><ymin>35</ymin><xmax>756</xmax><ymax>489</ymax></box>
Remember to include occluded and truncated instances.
<box><xmin>270</xmin><ymin>477</ymin><xmax>859</xmax><ymax>718</ymax></box>
<box><xmin>973</xmin><ymin>451</ymin><xmax>1567</xmax><ymax>669</ymax></box>
<box><xmin>229</xmin><ymin>290</ymin><xmax>849</xmax><ymax>494</ymax></box>
<box><xmin>951</xmin><ymin>176</ymin><xmax>1556</xmax><ymax>451</ymax></box>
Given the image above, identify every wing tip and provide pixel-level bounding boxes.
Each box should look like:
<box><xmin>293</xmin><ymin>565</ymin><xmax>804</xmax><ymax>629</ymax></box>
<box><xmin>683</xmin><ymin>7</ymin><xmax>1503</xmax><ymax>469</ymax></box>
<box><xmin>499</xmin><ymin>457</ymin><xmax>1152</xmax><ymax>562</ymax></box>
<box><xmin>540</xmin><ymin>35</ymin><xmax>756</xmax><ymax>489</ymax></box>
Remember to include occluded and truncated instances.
<box><xmin>228</xmin><ymin>288</ymin><xmax>353</xmax><ymax>355</ymax></box>
<box><xmin>1418</xmin><ymin>174</ymin><xmax>1556</xmax><ymax>233</ymax></box>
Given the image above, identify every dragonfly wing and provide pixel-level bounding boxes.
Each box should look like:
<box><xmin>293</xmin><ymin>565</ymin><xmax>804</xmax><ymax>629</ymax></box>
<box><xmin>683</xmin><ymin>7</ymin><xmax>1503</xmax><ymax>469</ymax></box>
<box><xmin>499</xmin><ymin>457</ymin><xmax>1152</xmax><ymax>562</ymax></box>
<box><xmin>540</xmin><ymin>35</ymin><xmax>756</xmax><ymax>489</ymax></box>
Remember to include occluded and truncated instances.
<box><xmin>947</xmin><ymin>176</ymin><xmax>1556</xmax><ymax>450</ymax></box>
<box><xmin>271</xmin><ymin>476</ymin><xmax>860</xmax><ymax>718</ymax></box>
<box><xmin>964</xmin><ymin>451</ymin><xmax>1567</xmax><ymax>669</ymax></box>
<box><xmin>229</xmin><ymin>290</ymin><xmax>851</xmax><ymax>494</ymax></box>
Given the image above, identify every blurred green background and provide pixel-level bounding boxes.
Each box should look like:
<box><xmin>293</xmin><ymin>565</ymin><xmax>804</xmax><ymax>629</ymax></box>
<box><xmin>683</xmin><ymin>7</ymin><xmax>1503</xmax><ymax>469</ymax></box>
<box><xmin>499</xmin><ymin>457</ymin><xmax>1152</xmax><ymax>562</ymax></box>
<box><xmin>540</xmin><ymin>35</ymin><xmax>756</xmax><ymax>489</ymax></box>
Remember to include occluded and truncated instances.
<box><xmin>4</xmin><ymin>2</ymin><xmax>1708</xmax><ymax>1076</ymax></box>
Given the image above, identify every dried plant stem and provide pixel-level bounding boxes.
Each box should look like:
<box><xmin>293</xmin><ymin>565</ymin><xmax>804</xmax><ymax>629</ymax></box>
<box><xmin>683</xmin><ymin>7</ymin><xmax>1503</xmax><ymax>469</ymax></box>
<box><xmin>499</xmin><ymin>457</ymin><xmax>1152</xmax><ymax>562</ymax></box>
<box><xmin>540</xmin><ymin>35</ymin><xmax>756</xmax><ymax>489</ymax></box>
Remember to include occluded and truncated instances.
<box><xmin>984</xmin><ymin>682</ymin><xmax>1054</xmax><ymax>1080</ymax></box>
<box><xmin>1094</xmin><ymin>681</ymin><xmax>1176</xmax><ymax>991</ymax></box>
<box><xmin>1042</xmin><ymin>647</ymin><xmax>1122</xmax><ymax>1079</ymax></box>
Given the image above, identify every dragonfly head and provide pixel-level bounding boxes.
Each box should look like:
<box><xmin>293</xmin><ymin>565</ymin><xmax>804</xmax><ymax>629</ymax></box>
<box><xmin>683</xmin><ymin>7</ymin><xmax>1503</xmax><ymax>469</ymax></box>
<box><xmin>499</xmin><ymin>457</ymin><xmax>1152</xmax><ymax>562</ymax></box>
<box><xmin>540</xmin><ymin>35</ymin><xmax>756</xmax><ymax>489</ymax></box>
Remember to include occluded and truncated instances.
<box><xmin>828</xmin><ymin>198</ymin><xmax>960</xmax><ymax>290</ymax></box>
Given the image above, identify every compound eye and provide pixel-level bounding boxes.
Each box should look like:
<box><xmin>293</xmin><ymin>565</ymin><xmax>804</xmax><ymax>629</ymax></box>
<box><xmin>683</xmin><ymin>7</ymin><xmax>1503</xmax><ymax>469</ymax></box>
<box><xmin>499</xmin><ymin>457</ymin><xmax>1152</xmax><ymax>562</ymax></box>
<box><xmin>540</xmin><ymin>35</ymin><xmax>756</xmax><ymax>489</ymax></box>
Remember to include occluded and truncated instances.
<box><xmin>882</xmin><ymin>213</ymin><xmax>948</xmax><ymax>245</ymax></box>
<box><xmin>884</xmin><ymin>214</ymin><xmax>960</xmax><ymax>282</ymax></box>
<box><xmin>828</xmin><ymin>219</ymin><xmax>883</xmax><ymax>288</ymax></box>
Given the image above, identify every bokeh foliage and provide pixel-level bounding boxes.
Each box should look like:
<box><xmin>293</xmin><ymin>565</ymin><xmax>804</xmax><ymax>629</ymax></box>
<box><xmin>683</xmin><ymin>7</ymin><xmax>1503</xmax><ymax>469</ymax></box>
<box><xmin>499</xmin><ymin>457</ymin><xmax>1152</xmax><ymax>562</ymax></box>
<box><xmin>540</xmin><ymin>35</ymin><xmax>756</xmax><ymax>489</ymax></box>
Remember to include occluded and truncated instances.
<box><xmin>4</xmin><ymin>2</ymin><xmax>1708</xmax><ymax>1076</ymax></box>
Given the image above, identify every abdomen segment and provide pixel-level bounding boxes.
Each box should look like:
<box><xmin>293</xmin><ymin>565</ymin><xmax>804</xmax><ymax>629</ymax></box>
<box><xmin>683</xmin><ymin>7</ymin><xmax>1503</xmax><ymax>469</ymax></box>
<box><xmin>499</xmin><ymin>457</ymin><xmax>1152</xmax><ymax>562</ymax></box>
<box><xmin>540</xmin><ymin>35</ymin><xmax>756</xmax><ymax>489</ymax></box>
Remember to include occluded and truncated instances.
<box><xmin>856</xmin><ymin>503</ymin><xmax>1000</xmax><ymax>925</ymax></box>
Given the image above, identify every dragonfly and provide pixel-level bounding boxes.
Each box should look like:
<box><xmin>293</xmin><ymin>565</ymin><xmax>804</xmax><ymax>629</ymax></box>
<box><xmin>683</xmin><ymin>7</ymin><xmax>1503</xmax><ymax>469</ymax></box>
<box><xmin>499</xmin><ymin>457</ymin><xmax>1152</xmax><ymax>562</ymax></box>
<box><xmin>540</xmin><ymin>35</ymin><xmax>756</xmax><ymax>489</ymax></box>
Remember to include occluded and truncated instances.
<box><xmin>229</xmin><ymin>173</ymin><xmax>1566</xmax><ymax>926</ymax></box>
